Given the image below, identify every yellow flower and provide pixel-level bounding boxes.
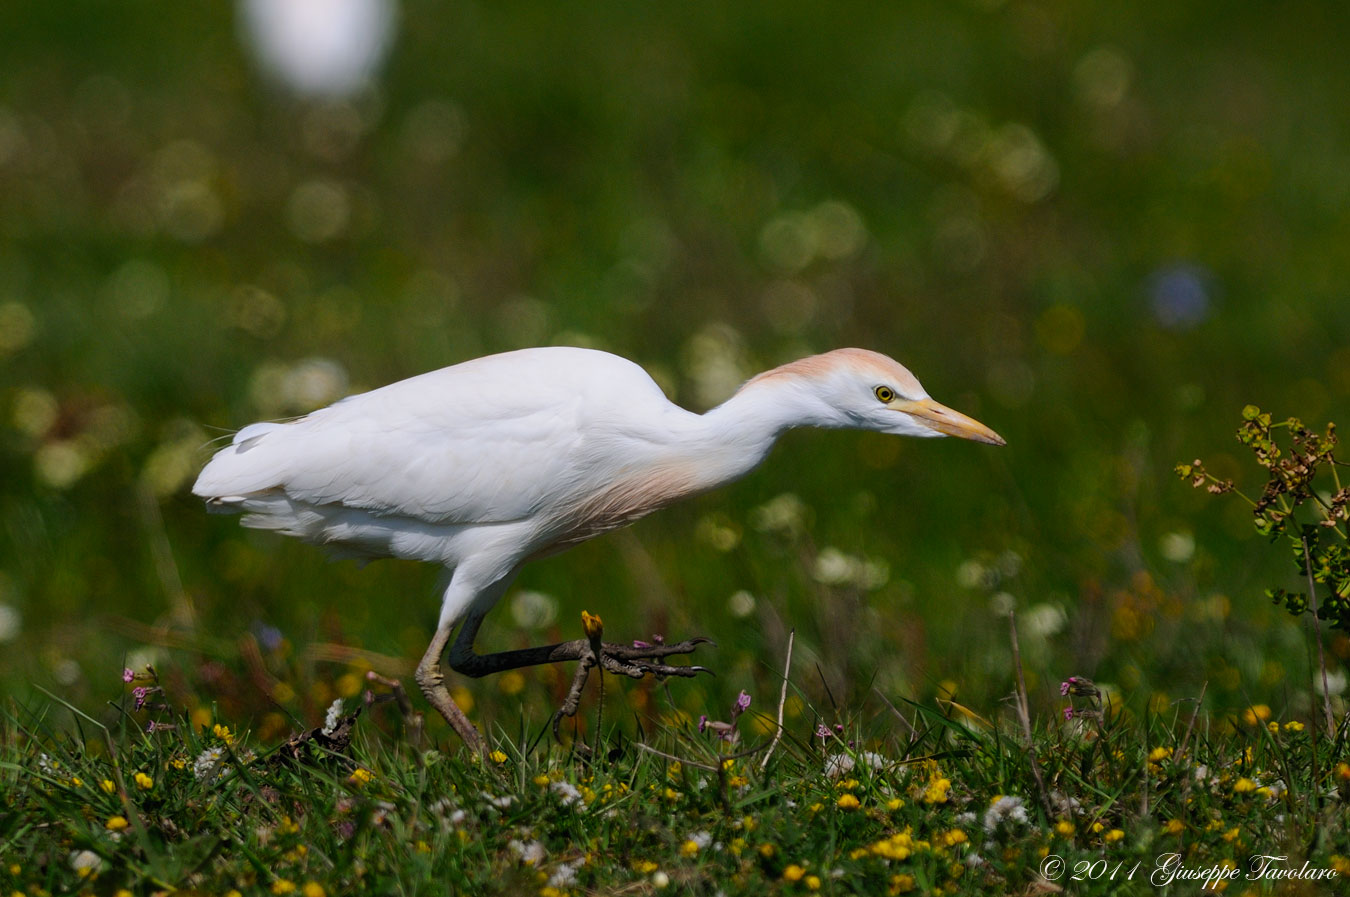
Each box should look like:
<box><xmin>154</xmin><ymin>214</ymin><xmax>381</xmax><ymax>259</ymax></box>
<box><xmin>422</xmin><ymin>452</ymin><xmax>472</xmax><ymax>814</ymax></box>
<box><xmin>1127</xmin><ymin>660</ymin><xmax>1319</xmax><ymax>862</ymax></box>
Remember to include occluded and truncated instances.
<box><xmin>1163</xmin><ymin>819</ymin><xmax>1184</xmax><ymax>835</ymax></box>
<box><xmin>889</xmin><ymin>873</ymin><xmax>916</xmax><ymax>895</ymax></box>
<box><xmin>1222</xmin><ymin>827</ymin><xmax>1240</xmax><ymax>843</ymax></box>
<box><xmin>837</xmin><ymin>794</ymin><xmax>861</xmax><ymax>810</ymax></box>
<box><xmin>533</xmin><ymin>774</ymin><xmax>550</xmax><ymax>787</ymax></box>
<box><xmin>1233</xmin><ymin>778</ymin><xmax>1257</xmax><ymax>793</ymax></box>
<box><xmin>1242</xmin><ymin>704</ymin><xmax>1271</xmax><ymax>726</ymax></box>
<box><xmin>663</xmin><ymin>787</ymin><xmax>681</xmax><ymax>801</ymax></box>
<box><xmin>869</xmin><ymin>830</ymin><xmax>918</xmax><ymax>861</ymax></box>
<box><xmin>271</xmin><ymin>880</ymin><xmax>296</xmax><ymax>895</ymax></box>
<box><xmin>349</xmin><ymin>768</ymin><xmax>374</xmax><ymax>787</ymax></box>
<box><xmin>580</xmin><ymin>610</ymin><xmax>603</xmax><ymax>639</ymax></box>
<box><xmin>886</xmin><ymin>797</ymin><xmax>904</xmax><ymax>811</ymax></box>
<box><xmin>99</xmin><ymin>779</ymin><xmax>116</xmax><ymax>794</ymax></box>
<box><xmin>1054</xmin><ymin>820</ymin><xmax>1075</xmax><ymax>837</ymax></box>
<box><xmin>1105</xmin><ymin>829</ymin><xmax>1125</xmax><ymax>843</ymax></box>
<box><xmin>133</xmin><ymin>772</ymin><xmax>153</xmax><ymax>791</ymax></box>
<box><xmin>106</xmin><ymin>816</ymin><xmax>130</xmax><ymax>832</ymax></box>
<box><xmin>336</xmin><ymin>672</ymin><xmax>363</xmax><ymax>697</ymax></box>
<box><xmin>680</xmin><ymin>840</ymin><xmax>700</xmax><ymax>857</ymax></box>
<box><xmin>1330</xmin><ymin>856</ymin><xmax>1350</xmax><ymax>876</ymax></box>
<box><xmin>498</xmin><ymin>671</ymin><xmax>525</xmax><ymax>695</ymax></box>
<box><xmin>1335</xmin><ymin>762</ymin><xmax>1350</xmax><ymax>782</ymax></box>
<box><xmin>1090</xmin><ymin>822</ymin><xmax>1104</xmax><ymax>834</ymax></box>
<box><xmin>450</xmin><ymin>686</ymin><xmax>474</xmax><ymax>714</ymax></box>
<box><xmin>1283</xmin><ymin>720</ymin><xmax>1304</xmax><ymax>733</ymax></box>
<box><xmin>68</xmin><ymin>776</ymin><xmax>83</xmax><ymax>788</ymax></box>
<box><xmin>922</xmin><ymin>777</ymin><xmax>952</xmax><ymax>804</ymax></box>
<box><xmin>489</xmin><ymin>750</ymin><xmax>508</xmax><ymax>764</ymax></box>
<box><xmin>632</xmin><ymin>860</ymin><xmax>658</xmax><ymax>874</ymax></box>
<box><xmin>302</xmin><ymin>885</ymin><xmax>326</xmax><ymax>897</ymax></box>
<box><xmin>213</xmin><ymin>723</ymin><xmax>235</xmax><ymax>744</ymax></box>
<box><xmin>114</xmin><ymin>890</ymin><xmax>134</xmax><ymax>897</ymax></box>
<box><xmin>940</xmin><ymin>828</ymin><xmax>967</xmax><ymax>847</ymax></box>
<box><xmin>759</xmin><ymin>844</ymin><xmax>776</xmax><ymax>858</ymax></box>
<box><xmin>1147</xmin><ymin>746</ymin><xmax>1172</xmax><ymax>763</ymax></box>
<box><xmin>805</xmin><ymin>875</ymin><xmax>821</xmax><ymax>891</ymax></box>
<box><xmin>1267</xmin><ymin>721</ymin><xmax>1279</xmax><ymax>734</ymax></box>
<box><xmin>783</xmin><ymin>864</ymin><xmax>806</xmax><ymax>882</ymax></box>
<box><xmin>415</xmin><ymin>840</ymin><xmax>431</xmax><ymax>854</ymax></box>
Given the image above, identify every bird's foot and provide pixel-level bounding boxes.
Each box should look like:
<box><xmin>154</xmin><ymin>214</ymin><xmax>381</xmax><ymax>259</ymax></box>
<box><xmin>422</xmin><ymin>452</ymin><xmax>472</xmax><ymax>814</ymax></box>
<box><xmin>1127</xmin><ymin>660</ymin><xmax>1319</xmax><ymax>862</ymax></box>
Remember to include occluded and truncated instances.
<box><xmin>551</xmin><ymin>633</ymin><xmax>715</xmax><ymax>740</ymax></box>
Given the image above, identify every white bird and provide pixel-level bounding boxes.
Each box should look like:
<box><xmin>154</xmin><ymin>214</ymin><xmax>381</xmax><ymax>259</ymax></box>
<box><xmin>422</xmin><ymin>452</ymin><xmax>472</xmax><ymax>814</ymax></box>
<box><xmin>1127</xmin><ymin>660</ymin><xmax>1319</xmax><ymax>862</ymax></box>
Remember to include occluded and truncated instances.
<box><xmin>194</xmin><ymin>346</ymin><xmax>1004</xmax><ymax>749</ymax></box>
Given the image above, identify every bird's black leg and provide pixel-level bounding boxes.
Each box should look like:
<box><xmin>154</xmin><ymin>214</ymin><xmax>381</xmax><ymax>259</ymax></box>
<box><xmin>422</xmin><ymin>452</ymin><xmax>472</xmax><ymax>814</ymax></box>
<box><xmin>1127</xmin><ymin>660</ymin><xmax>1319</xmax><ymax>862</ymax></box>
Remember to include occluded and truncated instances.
<box><xmin>446</xmin><ymin>611</ymin><xmax>714</xmax><ymax>736</ymax></box>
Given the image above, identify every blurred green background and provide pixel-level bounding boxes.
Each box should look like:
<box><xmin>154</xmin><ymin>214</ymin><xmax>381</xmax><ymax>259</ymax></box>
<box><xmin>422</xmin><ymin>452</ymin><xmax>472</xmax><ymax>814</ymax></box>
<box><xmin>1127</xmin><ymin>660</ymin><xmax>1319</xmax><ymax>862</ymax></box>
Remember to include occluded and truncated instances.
<box><xmin>2</xmin><ymin>0</ymin><xmax>1347</xmax><ymax>740</ymax></box>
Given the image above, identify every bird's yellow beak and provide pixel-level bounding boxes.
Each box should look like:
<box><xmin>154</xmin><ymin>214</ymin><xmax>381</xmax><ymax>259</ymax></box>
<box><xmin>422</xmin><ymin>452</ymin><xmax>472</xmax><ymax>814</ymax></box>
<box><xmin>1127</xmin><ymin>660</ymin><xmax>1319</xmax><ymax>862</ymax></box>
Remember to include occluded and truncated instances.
<box><xmin>897</xmin><ymin>398</ymin><xmax>1006</xmax><ymax>446</ymax></box>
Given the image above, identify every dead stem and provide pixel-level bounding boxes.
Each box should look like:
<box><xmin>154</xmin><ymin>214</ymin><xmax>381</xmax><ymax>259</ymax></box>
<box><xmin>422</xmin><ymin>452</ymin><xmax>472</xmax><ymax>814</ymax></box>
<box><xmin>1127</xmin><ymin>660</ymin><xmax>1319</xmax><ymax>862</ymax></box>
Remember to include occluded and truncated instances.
<box><xmin>1008</xmin><ymin>609</ymin><xmax>1055</xmax><ymax>821</ymax></box>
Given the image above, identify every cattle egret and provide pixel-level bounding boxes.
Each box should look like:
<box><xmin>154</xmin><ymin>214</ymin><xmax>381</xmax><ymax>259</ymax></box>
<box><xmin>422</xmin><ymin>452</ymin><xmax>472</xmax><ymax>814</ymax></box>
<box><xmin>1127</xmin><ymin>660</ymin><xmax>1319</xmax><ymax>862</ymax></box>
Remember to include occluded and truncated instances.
<box><xmin>194</xmin><ymin>347</ymin><xmax>1004</xmax><ymax>749</ymax></box>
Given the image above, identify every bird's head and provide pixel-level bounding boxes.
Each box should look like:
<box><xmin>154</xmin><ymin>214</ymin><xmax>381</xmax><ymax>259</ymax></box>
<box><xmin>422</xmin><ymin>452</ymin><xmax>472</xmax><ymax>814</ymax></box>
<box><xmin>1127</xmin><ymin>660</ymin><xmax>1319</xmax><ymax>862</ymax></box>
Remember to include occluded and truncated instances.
<box><xmin>743</xmin><ymin>348</ymin><xmax>1006</xmax><ymax>445</ymax></box>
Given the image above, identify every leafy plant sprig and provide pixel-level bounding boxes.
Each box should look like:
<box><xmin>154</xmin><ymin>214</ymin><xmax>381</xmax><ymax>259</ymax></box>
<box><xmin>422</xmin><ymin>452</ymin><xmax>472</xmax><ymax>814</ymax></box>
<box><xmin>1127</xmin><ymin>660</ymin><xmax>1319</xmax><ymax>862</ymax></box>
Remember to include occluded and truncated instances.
<box><xmin>1178</xmin><ymin>405</ymin><xmax>1350</xmax><ymax>633</ymax></box>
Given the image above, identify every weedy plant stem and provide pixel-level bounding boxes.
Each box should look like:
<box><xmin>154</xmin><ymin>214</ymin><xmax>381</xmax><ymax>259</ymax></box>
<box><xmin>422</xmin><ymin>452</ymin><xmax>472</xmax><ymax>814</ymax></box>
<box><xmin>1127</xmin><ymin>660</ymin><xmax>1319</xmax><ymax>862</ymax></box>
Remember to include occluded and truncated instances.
<box><xmin>1007</xmin><ymin>609</ymin><xmax>1054</xmax><ymax>821</ymax></box>
<box><xmin>1300</xmin><ymin>533</ymin><xmax>1337</xmax><ymax>739</ymax></box>
<box><xmin>760</xmin><ymin>628</ymin><xmax>795</xmax><ymax>771</ymax></box>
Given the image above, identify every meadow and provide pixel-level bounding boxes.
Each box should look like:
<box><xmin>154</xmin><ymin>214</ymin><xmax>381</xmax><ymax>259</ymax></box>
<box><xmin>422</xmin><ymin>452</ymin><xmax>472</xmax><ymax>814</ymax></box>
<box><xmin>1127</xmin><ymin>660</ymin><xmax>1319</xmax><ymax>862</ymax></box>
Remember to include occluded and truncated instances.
<box><xmin>2</xmin><ymin>0</ymin><xmax>1349</xmax><ymax>893</ymax></box>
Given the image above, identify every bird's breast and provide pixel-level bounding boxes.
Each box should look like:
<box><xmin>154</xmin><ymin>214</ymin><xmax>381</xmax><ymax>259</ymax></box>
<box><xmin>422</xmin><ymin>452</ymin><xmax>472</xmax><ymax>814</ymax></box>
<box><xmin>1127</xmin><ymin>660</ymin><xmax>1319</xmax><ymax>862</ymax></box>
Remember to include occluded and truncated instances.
<box><xmin>540</xmin><ymin>463</ymin><xmax>709</xmax><ymax>553</ymax></box>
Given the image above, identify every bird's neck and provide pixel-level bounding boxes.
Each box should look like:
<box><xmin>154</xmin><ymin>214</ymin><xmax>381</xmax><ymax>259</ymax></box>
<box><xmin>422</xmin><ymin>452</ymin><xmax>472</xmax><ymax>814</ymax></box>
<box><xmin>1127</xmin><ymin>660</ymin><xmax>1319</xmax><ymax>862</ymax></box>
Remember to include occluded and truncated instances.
<box><xmin>678</xmin><ymin>373</ymin><xmax>837</xmax><ymax>487</ymax></box>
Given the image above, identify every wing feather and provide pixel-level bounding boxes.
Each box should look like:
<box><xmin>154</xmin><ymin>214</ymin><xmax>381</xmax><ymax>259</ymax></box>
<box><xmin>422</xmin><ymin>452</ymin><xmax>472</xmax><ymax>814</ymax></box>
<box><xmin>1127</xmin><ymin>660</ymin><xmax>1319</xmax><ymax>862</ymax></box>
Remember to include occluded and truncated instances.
<box><xmin>193</xmin><ymin>347</ymin><xmax>667</xmax><ymax>527</ymax></box>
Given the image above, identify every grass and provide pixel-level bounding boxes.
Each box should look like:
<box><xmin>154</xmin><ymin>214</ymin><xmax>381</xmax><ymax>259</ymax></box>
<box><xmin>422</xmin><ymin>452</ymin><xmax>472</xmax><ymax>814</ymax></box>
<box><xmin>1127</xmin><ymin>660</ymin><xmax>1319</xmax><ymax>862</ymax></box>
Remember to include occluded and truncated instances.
<box><xmin>4</xmin><ymin>652</ymin><xmax>1349</xmax><ymax>896</ymax></box>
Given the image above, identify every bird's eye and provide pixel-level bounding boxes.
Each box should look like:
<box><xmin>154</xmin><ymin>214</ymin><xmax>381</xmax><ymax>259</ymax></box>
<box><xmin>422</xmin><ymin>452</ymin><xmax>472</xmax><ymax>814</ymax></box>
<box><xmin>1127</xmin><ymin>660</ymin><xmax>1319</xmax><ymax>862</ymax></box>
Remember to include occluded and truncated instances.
<box><xmin>874</xmin><ymin>385</ymin><xmax>896</xmax><ymax>403</ymax></box>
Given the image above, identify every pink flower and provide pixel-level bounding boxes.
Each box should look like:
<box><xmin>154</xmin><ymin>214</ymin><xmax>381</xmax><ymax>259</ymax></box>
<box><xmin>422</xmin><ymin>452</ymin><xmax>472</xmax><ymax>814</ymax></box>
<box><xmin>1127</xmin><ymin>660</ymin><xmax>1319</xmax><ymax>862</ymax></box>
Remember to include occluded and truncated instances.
<box><xmin>122</xmin><ymin>668</ymin><xmax>135</xmax><ymax>683</ymax></box>
<box><xmin>1063</xmin><ymin>707</ymin><xmax>1075</xmax><ymax>721</ymax></box>
<box><xmin>734</xmin><ymin>691</ymin><xmax>752</xmax><ymax>713</ymax></box>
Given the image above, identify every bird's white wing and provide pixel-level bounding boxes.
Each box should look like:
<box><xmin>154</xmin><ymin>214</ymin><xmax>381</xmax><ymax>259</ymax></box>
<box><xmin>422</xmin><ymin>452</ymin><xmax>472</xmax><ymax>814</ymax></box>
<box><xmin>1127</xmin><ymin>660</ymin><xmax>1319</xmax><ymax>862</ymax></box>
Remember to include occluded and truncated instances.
<box><xmin>193</xmin><ymin>348</ymin><xmax>667</xmax><ymax>526</ymax></box>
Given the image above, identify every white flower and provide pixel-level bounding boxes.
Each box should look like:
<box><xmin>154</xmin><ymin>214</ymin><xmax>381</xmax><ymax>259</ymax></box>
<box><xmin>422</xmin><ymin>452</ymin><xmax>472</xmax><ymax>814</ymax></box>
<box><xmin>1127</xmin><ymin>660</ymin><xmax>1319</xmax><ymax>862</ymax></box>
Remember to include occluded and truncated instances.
<box><xmin>824</xmin><ymin>751</ymin><xmax>884</xmax><ymax>779</ymax></box>
<box><xmin>482</xmin><ymin>792</ymin><xmax>514</xmax><ymax>810</ymax></box>
<box><xmin>750</xmin><ymin>493</ymin><xmax>808</xmax><ymax>535</ymax></box>
<box><xmin>547</xmin><ymin>859</ymin><xmax>582</xmax><ymax>887</ymax></box>
<box><xmin>508</xmin><ymin>839</ymin><xmax>546</xmax><ymax>866</ymax></box>
<box><xmin>1049</xmin><ymin>791</ymin><xmax>1081</xmax><ymax>816</ymax></box>
<box><xmin>983</xmin><ymin>795</ymin><xmax>1029</xmax><ymax>833</ymax></box>
<box><xmin>686</xmin><ymin>830</ymin><xmax>713</xmax><ymax>850</ymax></box>
<box><xmin>322</xmin><ymin>698</ymin><xmax>344</xmax><ymax>736</ymax></box>
<box><xmin>69</xmin><ymin>850</ymin><xmax>103</xmax><ymax>876</ymax></box>
<box><xmin>238</xmin><ymin>0</ymin><xmax>397</xmax><ymax>97</ymax></box>
<box><xmin>193</xmin><ymin>746</ymin><xmax>228</xmax><ymax>781</ymax></box>
<box><xmin>549</xmin><ymin>780</ymin><xmax>583</xmax><ymax>807</ymax></box>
